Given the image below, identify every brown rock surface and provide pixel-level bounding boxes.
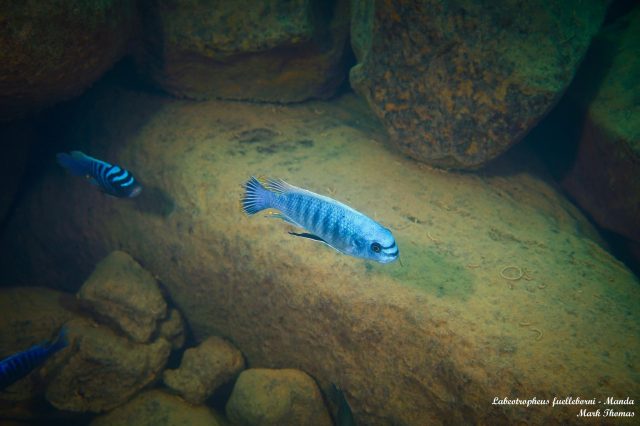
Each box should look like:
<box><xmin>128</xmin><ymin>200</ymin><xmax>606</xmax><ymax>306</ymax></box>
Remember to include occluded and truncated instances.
<box><xmin>226</xmin><ymin>368</ymin><xmax>332</xmax><ymax>426</ymax></box>
<box><xmin>163</xmin><ymin>336</ymin><xmax>245</xmax><ymax>404</ymax></box>
<box><xmin>349</xmin><ymin>0</ymin><xmax>609</xmax><ymax>168</ymax></box>
<box><xmin>0</xmin><ymin>0</ymin><xmax>136</xmax><ymax>121</ymax></box>
<box><xmin>135</xmin><ymin>0</ymin><xmax>350</xmax><ymax>102</ymax></box>
<box><xmin>77</xmin><ymin>250</ymin><xmax>167</xmax><ymax>343</ymax></box>
<box><xmin>159</xmin><ymin>308</ymin><xmax>186</xmax><ymax>350</ymax></box>
<box><xmin>1</xmin><ymin>78</ymin><xmax>639</xmax><ymax>424</ymax></box>
<box><xmin>45</xmin><ymin>318</ymin><xmax>171</xmax><ymax>412</ymax></box>
<box><xmin>560</xmin><ymin>7</ymin><xmax>640</xmax><ymax>247</ymax></box>
<box><xmin>90</xmin><ymin>389</ymin><xmax>225</xmax><ymax>426</ymax></box>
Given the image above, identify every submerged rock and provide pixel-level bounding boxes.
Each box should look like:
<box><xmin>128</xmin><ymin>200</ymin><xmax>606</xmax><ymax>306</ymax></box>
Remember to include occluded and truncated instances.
<box><xmin>90</xmin><ymin>389</ymin><xmax>225</xmax><ymax>426</ymax></box>
<box><xmin>45</xmin><ymin>318</ymin><xmax>171</xmax><ymax>413</ymax></box>
<box><xmin>559</xmin><ymin>7</ymin><xmax>640</xmax><ymax>259</ymax></box>
<box><xmin>2</xmin><ymin>79</ymin><xmax>639</xmax><ymax>424</ymax></box>
<box><xmin>0</xmin><ymin>0</ymin><xmax>136</xmax><ymax>121</ymax></box>
<box><xmin>226</xmin><ymin>369</ymin><xmax>332</xmax><ymax>426</ymax></box>
<box><xmin>77</xmin><ymin>251</ymin><xmax>167</xmax><ymax>343</ymax></box>
<box><xmin>163</xmin><ymin>336</ymin><xmax>244</xmax><ymax>404</ymax></box>
<box><xmin>159</xmin><ymin>308</ymin><xmax>186</xmax><ymax>350</ymax></box>
<box><xmin>135</xmin><ymin>0</ymin><xmax>350</xmax><ymax>103</ymax></box>
<box><xmin>349</xmin><ymin>0</ymin><xmax>609</xmax><ymax>168</ymax></box>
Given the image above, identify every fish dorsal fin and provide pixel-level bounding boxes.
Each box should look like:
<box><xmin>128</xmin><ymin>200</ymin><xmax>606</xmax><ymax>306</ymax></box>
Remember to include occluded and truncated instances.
<box><xmin>263</xmin><ymin>178</ymin><xmax>294</xmax><ymax>195</ymax></box>
<box><xmin>288</xmin><ymin>231</ymin><xmax>326</xmax><ymax>243</ymax></box>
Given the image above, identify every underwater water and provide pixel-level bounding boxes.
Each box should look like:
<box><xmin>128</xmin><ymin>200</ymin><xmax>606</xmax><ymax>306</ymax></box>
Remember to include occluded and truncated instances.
<box><xmin>1</xmin><ymin>1</ymin><xmax>639</xmax><ymax>425</ymax></box>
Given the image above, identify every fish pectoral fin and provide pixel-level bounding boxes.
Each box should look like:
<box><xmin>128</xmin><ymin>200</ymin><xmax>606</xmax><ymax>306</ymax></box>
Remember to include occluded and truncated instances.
<box><xmin>288</xmin><ymin>232</ymin><xmax>349</xmax><ymax>255</ymax></box>
<box><xmin>288</xmin><ymin>231</ymin><xmax>327</xmax><ymax>243</ymax></box>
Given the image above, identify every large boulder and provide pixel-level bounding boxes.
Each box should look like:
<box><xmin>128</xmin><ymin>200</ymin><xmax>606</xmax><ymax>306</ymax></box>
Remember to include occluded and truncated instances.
<box><xmin>226</xmin><ymin>369</ymin><xmax>332</xmax><ymax>426</ymax></box>
<box><xmin>135</xmin><ymin>0</ymin><xmax>350</xmax><ymax>102</ymax></box>
<box><xmin>349</xmin><ymin>0</ymin><xmax>610</xmax><ymax>168</ymax></box>
<box><xmin>163</xmin><ymin>336</ymin><xmax>245</xmax><ymax>404</ymax></box>
<box><xmin>0</xmin><ymin>0</ymin><xmax>136</xmax><ymax>121</ymax></box>
<box><xmin>90</xmin><ymin>389</ymin><xmax>225</xmax><ymax>426</ymax></box>
<box><xmin>77</xmin><ymin>250</ymin><xmax>167</xmax><ymax>343</ymax></box>
<box><xmin>1</xmin><ymin>78</ymin><xmax>639</xmax><ymax>424</ymax></box>
<box><xmin>558</xmin><ymin>7</ymin><xmax>640</xmax><ymax>258</ymax></box>
<box><xmin>45</xmin><ymin>318</ymin><xmax>171</xmax><ymax>412</ymax></box>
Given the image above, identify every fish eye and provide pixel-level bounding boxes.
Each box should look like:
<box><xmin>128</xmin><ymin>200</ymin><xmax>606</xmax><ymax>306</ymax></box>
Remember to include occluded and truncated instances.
<box><xmin>371</xmin><ymin>242</ymin><xmax>382</xmax><ymax>253</ymax></box>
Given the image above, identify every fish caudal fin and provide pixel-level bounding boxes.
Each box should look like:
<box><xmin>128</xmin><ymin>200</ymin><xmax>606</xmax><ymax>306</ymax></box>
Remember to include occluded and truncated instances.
<box><xmin>242</xmin><ymin>176</ymin><xmax>274</xmax><ymax>215</ymax></box>
<box><xmin>56</xmin><ymin>151</ymin><xmax>92</xmax><ymax>176</ymax></box>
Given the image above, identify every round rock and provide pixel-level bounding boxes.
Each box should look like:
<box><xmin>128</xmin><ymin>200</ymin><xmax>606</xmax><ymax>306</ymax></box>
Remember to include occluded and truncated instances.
<box><xmin>163</xmin><ymin>336</ymin><xmax>244</xmax><ymax>404</ymax></box>
<box><xmin>226</xmin><ymin>369</ymin><xmax>332</xmax><ymax>426</ymax></box>
<box><xmin>350</xmin><ymin>0</ymin><xmax>609</xmax><ymax>168</ymax></box>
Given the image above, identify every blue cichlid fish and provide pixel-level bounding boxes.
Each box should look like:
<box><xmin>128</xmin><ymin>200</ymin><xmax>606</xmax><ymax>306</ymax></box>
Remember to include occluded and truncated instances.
<box><xmin>0</xmin><ymin>327</ymin><xmax>68</xmax><ymax>390</ymax></box>
<box><xmin>242</xmin><ymin>176</ymin><xmax>398</xmax><ymax>263</ymax></box>
<box><xmin>57</xmin><ymin>151</ymin><xmax>142</xmax><ymax>198</ymax></box>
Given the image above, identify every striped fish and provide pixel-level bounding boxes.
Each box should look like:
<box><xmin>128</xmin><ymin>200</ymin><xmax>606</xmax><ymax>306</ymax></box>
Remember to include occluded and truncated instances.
<box><xmin>0</xmin><ymin>327</ymin><xmax>68</xmax><ymax>390</ymax></box>
<box><xmin>57</xmin><ymin>151</ymin><xmax>142</xmax><ymax>198</ymax></box>
<box><xmin>242</xmin><ymin>177</ymin><xmax>398</xmax><ymax>263</ymax></box>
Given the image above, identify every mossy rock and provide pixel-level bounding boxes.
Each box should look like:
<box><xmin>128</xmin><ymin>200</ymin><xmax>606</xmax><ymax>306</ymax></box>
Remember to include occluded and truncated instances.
<box><xmin>0</xmin><ymin>0</ymin><xmax>136</xmax><ymax>121</ymax></box>
<box><xmin>349</xmin><ymin>0</ymin><xmax>610</xmax><ymax>168</ymax></box>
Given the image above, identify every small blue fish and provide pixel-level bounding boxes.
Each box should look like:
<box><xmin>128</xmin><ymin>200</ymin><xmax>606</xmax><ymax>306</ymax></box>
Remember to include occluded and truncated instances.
<box><xmin>0</xmin><ymin>327</ymin><xmax>68</xmax><ymax>390</ymax></box>
<box><xmin>242</xmin><ymin>177</ymin><xmax>399</xmax><ymax>263</ymax></box>
<box><xmin>57</xmin><ymin>151</ymin><xmax>142</xmax><ymax>198</ymax></box>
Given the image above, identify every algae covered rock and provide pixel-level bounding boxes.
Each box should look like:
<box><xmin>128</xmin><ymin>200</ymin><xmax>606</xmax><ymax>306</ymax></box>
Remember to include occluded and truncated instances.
<box><xmin>349</xmin><ymin>0</ymin><xmax>609</xmax><ymax>168</ymax></box>
<box><xmin>163</xmin><ymin>336</ymin><xmax>245</xmax><ymax>404</ymax></box>
<box><xmin>226</xmin><ymin>368</ymin><xmax>332</xmax><ymax>426</ymax></box>
<box><xmin>559</xmin><ymin>7</ymin><xmax>640</xmax><ymax>251</ymax></box>
<box><xmin>45</xmin><ymin>318</ymin><xmax>171</xmax><ymax>412</ymax></box>
<box><xmin>159</xmin><ymin>308</ymin><xmax>186</xmax><ymax>350</ymax></box>
<box><xmin>90</xmin><ymin>389</ymin><xmax>225</xmax><ymax>426</ymax></box>
<box><xmin>2</xmin><ymin>79</ymin><xmax>639</xmax><ymax>424</ymax></box>
<box><xmin>135</xmin><ymin>0</ymin><xmax>350</xmax><ymax>102</ymax></box>
<box><xmin>77</xmin><ymin>250</ymin><xmax>167</xmax><ymax>343</ymax></box>
<box><xmin>0</xmin><ymin>0</ymin><xmax>136</xmax><ymax>121</ymax></box>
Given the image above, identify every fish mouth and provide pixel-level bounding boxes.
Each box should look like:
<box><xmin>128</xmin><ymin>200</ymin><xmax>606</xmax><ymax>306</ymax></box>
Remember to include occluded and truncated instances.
<box><xmin>379</xmin><ymin>241</ymin><xmax>399</xmax><ymax>263</ymax></box>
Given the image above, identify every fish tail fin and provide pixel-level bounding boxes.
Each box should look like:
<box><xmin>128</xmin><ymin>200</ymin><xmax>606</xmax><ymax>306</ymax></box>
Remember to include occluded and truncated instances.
<box><xmin>242</xmin><ymin>176</ymin><xmax>274</xmax><ymax>215</ymax></box>
<box><xmin>56</xmin><ymin>151</ymin><xmax>93</xmax><ymax>176</ymax></box>
<box><xmin>49</xmin><ymin>326</ymin><xmax>69</xmax><ymax>353</ymax></box>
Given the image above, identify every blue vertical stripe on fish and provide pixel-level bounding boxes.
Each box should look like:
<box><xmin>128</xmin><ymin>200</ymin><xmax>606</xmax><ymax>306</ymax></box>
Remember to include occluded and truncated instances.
<box><xmin>56</xmin><ymin>151</ymin><xmax>142</xmax><ymax>198</ymax></box>
<box><xmin>0</xmin><ymin>327</ymin><xmax>69</xmax><ymax>390</ymax></box>
<box><xmin>241</xmin><ymin>176</ymin><xmax>399</xmax><ymax>263</ymax></box>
